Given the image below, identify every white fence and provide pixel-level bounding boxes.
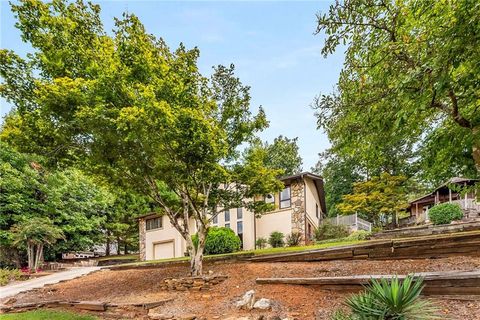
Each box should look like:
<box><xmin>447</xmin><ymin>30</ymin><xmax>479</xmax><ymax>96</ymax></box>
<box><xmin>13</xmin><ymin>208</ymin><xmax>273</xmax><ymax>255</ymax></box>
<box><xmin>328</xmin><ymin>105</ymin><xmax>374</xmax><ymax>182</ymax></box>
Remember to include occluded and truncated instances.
<box><xmin>324</xmin><ymin>213</ymin><xmax>372</xmax><ymax>232</ymax></box>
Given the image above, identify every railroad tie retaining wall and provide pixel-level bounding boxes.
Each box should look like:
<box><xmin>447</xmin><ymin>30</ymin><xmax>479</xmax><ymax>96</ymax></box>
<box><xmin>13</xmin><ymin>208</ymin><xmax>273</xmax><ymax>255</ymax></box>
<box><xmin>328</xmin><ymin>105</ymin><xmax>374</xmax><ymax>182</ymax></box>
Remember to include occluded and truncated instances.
<box><xmin>249</xmin><ymin>231</ymin><xmax>480</xmax><ymax>263</ymax></box>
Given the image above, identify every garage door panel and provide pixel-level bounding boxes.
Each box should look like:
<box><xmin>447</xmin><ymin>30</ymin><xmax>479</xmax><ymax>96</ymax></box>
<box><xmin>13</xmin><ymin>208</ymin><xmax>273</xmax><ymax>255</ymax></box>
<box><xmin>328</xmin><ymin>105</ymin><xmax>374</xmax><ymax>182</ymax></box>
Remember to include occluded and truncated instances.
<box><xmin>153</xmin><ymin>241</ymin><xmax>174</xmax><ymax>259</ymax></box>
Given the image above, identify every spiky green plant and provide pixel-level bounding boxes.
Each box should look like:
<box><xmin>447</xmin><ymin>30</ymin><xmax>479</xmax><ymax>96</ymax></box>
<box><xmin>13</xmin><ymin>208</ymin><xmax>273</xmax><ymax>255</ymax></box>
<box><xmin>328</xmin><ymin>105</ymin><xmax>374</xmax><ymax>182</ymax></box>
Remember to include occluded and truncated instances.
<box><xmin>339</xmin><ymin>275</ymin><xmax>438</xmax><ymax>320</ymax></box>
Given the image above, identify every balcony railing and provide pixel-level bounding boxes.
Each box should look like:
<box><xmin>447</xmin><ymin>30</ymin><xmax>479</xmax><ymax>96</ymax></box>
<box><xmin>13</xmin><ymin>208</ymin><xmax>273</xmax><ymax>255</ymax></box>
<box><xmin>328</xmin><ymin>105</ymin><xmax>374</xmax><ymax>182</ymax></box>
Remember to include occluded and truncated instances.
<box><xmin>324</xmin><ymin>213</ymin><xmax>372</xmax><ymax>232</ymax></box>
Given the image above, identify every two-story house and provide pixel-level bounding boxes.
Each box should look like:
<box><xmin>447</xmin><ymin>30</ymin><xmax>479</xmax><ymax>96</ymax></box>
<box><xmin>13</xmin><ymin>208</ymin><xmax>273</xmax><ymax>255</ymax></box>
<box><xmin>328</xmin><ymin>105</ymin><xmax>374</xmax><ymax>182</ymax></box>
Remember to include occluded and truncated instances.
<box><xmin>137</xmin><ymin>172</ymin><xmax>326</xmax><ymax>261</ymax></box>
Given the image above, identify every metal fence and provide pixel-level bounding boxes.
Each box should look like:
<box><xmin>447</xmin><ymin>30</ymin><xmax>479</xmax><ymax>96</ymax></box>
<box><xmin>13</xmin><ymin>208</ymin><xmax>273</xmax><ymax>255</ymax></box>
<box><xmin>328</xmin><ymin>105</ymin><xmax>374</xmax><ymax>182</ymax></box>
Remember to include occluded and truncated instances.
<box><xmin>324</xmin><ymin>213</ymin><xmax>372</xmax><ymax>232</ymax></box>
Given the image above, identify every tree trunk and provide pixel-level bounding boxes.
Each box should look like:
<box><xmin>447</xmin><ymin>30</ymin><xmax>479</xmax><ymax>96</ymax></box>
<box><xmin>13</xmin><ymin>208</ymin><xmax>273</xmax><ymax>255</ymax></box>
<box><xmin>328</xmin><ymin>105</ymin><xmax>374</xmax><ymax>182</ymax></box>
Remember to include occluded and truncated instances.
<box><xmin>116</xmin><ymin>237</ymin><xmax>121</xmax><ymax>255</ymax></box>
<box><xmin>27</xmin><ymin>243</ymin><xmax>34</xmax><ymax>271</ymax></box>
<box><xmin>473</xmin><ymin>127</ymin><xmax>480</xmax><ymax>173</ymax></box>
<box><xmin>189</xmin><ymin>227</ymin><xmax>206</xmax><ymax>276</ymax></box>
<box><xmin>105</xmin><ymin>231</ymin><xmax>111</xmax><ymax>256</ymax></box>
<box><xmin>190</xmin><ymin>246</ymin><xmax>204</xmax><ymax>276</ymax></box>
<box><xmin>124</xmin><ymin>242</ymin><xmax>128</xmax><ymax>255</ymax></box>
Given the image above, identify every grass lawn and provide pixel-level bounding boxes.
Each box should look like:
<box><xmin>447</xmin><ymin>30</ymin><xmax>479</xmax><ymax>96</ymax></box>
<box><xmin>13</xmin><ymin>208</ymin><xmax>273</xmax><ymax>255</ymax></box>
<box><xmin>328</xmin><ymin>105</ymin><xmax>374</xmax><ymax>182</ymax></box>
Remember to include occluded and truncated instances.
<box><xmin>115</xmin><ymin>238</ymin><xmax>366</xmax><ymax>267</ymax></box>
<box><xmin>0</xmin><ymin>310</ymin><xmax>98</xmax><ymax>320</ymax></box>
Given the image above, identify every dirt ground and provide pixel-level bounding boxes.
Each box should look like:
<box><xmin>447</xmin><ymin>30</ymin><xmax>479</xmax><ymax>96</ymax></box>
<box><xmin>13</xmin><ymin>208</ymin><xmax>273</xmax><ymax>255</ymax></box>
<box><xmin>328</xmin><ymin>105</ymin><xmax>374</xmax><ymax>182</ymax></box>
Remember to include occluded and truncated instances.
<box><xmin>6</xmin><ymin>256</ymin><xmax>480</xmax><ymax>320</ymax></box>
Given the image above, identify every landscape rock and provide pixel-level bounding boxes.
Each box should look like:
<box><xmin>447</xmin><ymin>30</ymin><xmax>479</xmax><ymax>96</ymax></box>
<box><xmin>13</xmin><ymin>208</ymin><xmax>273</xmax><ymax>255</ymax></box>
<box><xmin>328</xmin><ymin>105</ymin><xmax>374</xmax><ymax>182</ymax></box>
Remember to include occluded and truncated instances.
<box><xmin>254</xmin><ymin>298</ymin><xmax>272</xmax><ymax>310</ymax></box>
<box><xmin>235</xmin><ymin>290</ymin><xmax>255</xmax><ymax>310</ymax></box>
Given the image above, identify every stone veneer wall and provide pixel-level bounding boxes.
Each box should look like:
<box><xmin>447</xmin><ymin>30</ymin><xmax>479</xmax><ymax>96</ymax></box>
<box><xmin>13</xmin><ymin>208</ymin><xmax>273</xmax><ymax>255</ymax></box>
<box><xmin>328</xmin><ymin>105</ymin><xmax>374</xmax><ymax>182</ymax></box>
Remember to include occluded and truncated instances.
<box><xmin>290</xmin><ymin>179</ymin><xmax>306</xmax><ymax>245</ymax></box>
<box><xmin>139</xmin><ymin>218</ymin><xmax>146</xmax><ymax>261</ymax></box>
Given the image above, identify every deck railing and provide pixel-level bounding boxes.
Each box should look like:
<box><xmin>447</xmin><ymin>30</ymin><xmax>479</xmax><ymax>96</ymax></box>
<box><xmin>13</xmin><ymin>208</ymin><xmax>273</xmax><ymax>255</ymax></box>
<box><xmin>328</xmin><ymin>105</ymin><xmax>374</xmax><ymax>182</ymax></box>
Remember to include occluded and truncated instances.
<box><xmin>324</xmin><ymin>213</ymin><xmax>372</xmax><ymax>232</ymax></box>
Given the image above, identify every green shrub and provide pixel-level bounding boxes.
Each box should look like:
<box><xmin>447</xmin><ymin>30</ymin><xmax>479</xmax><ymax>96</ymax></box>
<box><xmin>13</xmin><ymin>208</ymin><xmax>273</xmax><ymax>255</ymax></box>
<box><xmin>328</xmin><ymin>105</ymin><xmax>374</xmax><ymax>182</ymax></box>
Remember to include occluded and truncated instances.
<box><xmin>314</xmin><ymin>222</ymin><xmax>349</xmax><ymax>241</ymax></box>
<box><xmin>0</xmin><ymin>268</ymin><xmax>25</xmax><ymax>286</ymax></box>
<box><xmin>192</xmin><ymin>227</ymin><xmax>241</xmax><ymax>255</ymax></box>
<box><xmin>286</xmin><ymin>232</ymin><xmax>302</xmax><ymax>247</ymax></box>
<box><xmin>268</xmin><ymin>231</ymin><xmax>285</xmax><ymax>248</ymax></box>
<box><xmin>428</xmin><ymin>203</ymin><xmax>464</xmax><ymax>225</ymax></box>
<box><xmin>346</xmin><ymin>230</ymin><xmax>371</xmax><ymax>241</ymax></box>
<box><xmin>334</xmin><ymin>275</ymin><xmax>438</xmax><ymax>320</ymax></box>
<box><xmin>255</xmin><ymin>237</ymin><xmax>268</xmax><ymax>249</ymax></box>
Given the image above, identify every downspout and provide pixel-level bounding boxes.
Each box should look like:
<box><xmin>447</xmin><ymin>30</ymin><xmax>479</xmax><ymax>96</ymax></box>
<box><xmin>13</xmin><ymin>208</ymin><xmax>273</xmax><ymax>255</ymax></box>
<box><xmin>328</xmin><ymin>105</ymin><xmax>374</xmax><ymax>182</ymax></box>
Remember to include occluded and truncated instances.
<box><xmin>254</xmin><ymin>211</ymin><xmax>257</xmax><ymax>250</ymax></box>
<box><xmin>303</xmin><ymin>176</ymin><xmax>307</xmax><ymax>244</ymax></box>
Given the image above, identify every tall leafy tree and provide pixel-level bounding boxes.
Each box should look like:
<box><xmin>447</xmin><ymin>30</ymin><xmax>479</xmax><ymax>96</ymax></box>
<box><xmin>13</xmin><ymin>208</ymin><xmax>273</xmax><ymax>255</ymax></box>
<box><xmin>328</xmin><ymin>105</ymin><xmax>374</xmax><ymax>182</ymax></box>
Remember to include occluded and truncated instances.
<box><xmin>244</xmin><ymin>135</ymin><xmax>303</xmax><ymax>176</ymax></box>
<box><xmin>12</xmin><ymin>217</ymin><xmax>63</xmax><ymax>272</ymax></box>
<box><xmin>312</xmin><ymin>151</ymin><xmax>364</xmax><ymax>217</ymax></box>
<box><xmin>337</xmin><ymin>173</ymin><xmax>409</xmax><ymax>226</ymax></box>
<box><xmin>0</xmin><ymin>0</ymin><xmax>282</xmax><ymax>275</ymax></box>
<box><xmin>314</xmin><ymin>0</ymin><xmax>480</xmax><ymax>178</ymax></box>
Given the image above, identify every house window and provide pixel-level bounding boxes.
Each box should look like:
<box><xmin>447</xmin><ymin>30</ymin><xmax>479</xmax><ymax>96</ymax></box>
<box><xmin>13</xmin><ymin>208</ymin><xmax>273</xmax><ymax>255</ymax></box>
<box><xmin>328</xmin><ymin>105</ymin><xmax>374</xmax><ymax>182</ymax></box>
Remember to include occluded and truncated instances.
<box><xmin>265</xmin><ymin>193</ymin><xmax>275</xmax><ymax>204</ymax></box>
<box><xmin>212</xmin><ymin>214</ymin><xmax>218</xmax><ymax>224</ymax></box>
<box><xmin>146</xmin><ymin>217</ymin><xmax>162</xmax><ymax>231</ymax></box>
<box><xmin>237</xmin><ymin>207</ymin><xmax>243</xmax><ymax>220</ymax></box>
<box><xmin>224</xmin><ymin>209</ymin><xmax>230</xmax><ymax>222</ymax></box>
<box><xmin>316</xmin><ymin>204</ymin><xmax>319</xmax><ymax>218</ymax></box>
<box><xmin>280</xmin><ymin>186</ymin><xmax>291</xmax><ymax>208</ymax></box>
<box><xmin>237</xmin><ymin>221</ymin><xmax>243</xmax><ymax>245</ymax></box>
<box><xmin>225</xmin><ymin>223</ymin><xmax>230</xmax><ymax>229</ymax></box>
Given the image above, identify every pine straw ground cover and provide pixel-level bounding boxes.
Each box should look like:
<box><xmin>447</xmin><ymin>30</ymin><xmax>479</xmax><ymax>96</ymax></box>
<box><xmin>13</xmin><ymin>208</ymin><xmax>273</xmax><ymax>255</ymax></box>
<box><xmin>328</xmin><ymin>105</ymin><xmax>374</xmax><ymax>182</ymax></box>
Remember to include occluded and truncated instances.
<box><xmin>3</xmin><ymin>257</ymin><xmax>480</xmax><ymax>320</ymax></box>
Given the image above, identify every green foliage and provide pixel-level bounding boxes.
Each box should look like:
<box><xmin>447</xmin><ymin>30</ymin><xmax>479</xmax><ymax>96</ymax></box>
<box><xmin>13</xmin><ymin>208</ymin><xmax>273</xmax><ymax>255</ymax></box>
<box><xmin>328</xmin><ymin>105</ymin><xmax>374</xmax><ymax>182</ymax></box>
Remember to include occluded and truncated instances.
<box><xmin>341</xmin><ymin>276</ymin><xmax>438</xmax><ymax>320</ymax></box>
<box><xmin>428</xmin><ymin>203</ymin><xmax>464</xmax><ymax>225</ymax></box>
<box><xmin>0</xmin><ymin>268</ymin><xmax>25</xmax><ymax>286</ymax></box>
<box><xmin>286</xmin><ymin>232</ymin><xmax>302</xmax><ymax>247</ymax></box>
<box><xmin>312</xmin><ymin>151</ymin><xmax>363</xmax><ymax>217</ymax></box>
<box><xmin>268</xmin><ymin>231</ymin><xmax>285</xmax><ymax>248</ymax></box>
<box><xmin>346</xmin><ymin>230</ymin><xmax>371</xmax><ymax>241</ymax></box>
<box><xmin>314</xmin><ymin>0</ymin><xmax>480</xmax><ymax>179</ymax></box>
<box><xmin>314</xmin><ymin>222</ymin><xmax>349</xmax><ymax>241</ymax></box>
<box><xmin>192</xmin><ymin>227</ymin><xmax>241</xmax><ymax>255</ymax></box>
<box><xmin>0</xmin><ymin>0</ymin><xmax>283</xmax><ymax>274</ymax></box>
<box><xmin>337</xmin><ymin>173</ymin><xmax>409</xmax><ymax>226</ymax></box>
<box><xmin>0</xmin><ymin>143</ymin><xmax>145</xmax><ymax>266</ymax></box>
<box><xmin>0</xmin><ymin>310</ymin><xmax>98</xmax><ymax>320</ymax></box>
<box><xmin>12</xmin><ymin>217</ymin><xmax>64</xmax><ymax>271</ymax></box>
<box><xmin>245</xmin><ymin>135</ymin><xmax>303</xmax><ymax>176</ymax></box>
<box><xmin>255</xmin><ymin>237</ymin><xmax>267</xmax><ymax>249</ymax></box>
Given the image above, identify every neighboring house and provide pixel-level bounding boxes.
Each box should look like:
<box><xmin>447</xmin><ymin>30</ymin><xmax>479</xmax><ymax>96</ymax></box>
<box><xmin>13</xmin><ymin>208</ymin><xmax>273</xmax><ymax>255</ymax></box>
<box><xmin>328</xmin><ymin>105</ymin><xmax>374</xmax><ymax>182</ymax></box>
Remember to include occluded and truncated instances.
<box><xmin>138</xmin><ymin>172</ymin><xmax>326</xmax><ymax>261</ymax></box>
<box><xmin>405</xmin><ymin>177</ymin><xmax>479</xmax><ymax>225</ymax></box>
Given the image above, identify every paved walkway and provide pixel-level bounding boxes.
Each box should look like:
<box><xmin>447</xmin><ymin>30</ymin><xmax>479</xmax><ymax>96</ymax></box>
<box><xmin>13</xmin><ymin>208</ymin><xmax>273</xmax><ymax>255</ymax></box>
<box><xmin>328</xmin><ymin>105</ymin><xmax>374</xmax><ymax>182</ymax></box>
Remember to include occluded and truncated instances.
<box><xmin>0</xmin><ymin>267</ymin><xmax>101</xmax><ymax>300</ymax></box>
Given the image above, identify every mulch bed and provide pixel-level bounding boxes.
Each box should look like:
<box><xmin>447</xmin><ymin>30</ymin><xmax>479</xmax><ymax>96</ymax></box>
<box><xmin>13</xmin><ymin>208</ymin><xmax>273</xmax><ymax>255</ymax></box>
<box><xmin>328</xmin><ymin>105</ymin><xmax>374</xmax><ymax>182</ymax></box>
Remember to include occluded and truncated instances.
<box><xmin>3</xmin><ymin>256</ymin><xmax>480</xmax><ymax>319</ymax></box>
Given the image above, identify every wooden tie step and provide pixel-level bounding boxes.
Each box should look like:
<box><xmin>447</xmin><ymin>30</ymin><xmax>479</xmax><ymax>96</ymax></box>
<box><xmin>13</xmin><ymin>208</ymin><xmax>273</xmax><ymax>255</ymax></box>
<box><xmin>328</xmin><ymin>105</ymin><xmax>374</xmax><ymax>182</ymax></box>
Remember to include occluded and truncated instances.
<box><xmin>256</xmin><ymin>270</ymin><xmax>480</xmax><ymax>296</ymax></box>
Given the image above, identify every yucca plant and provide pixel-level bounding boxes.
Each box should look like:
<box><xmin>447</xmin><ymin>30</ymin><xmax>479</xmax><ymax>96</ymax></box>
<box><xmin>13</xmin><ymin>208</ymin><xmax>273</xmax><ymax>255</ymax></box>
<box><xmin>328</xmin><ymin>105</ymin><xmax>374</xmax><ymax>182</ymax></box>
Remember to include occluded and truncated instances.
<box><xmin>336</xmin><ymin>275</ymin><xmax>438</xmax><ymax>320</ymax></box>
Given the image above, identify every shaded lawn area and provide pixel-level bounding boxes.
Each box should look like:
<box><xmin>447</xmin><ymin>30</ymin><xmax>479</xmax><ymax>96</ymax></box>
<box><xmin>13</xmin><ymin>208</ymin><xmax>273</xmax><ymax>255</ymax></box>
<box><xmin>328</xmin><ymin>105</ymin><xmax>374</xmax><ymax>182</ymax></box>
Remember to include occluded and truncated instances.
<box><xmin>0</xmin><ymin>310</ymin><xmax>97</xmax><ymax>320</ymax></box>
<box><xmin>115</xmin><ymin>239</ymin><xmax>366</xmax><ymax>267</ymax></box>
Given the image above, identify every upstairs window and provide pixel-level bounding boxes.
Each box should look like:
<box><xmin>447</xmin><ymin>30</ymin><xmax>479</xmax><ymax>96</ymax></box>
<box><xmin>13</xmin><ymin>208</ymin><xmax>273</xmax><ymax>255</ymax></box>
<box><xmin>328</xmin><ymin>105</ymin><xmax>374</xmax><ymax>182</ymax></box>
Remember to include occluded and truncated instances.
<box><xmin>280</xmin><ymin>186</ymin><xmax>291</xmax><ymax>209</ymax></box>
<box><xmin>316</xmin><ymin>204</ymin><xmax>319</xmax><ymax>218</ymax></box>
<box><xmin>224</xmin><ymin>209</ymin><xmax>230</xmax><ymax>222</ymax></box>
<box><xmin>146</xmin><ymin>217</ymin><xmax>162</xmax><ymax>231</ymax></box>
<box><xmin>237</xmin><ymin>207</ymin><xmax>243</xmax><ymax>220</ymax></box>
<box><xmin>212</xmin><ymin>214</ymin><xmax>218</xmax><ymax>224</ymax></box>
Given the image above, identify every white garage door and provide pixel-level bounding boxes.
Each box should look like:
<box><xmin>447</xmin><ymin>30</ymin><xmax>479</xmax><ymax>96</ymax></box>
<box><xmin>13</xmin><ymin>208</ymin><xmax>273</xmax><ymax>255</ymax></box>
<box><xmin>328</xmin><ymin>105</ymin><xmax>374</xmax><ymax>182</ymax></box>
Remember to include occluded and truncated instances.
<box><xmin>153</xmin><ymin>241</ymin><xmax>175</xmax><ymax>259</ymax></box>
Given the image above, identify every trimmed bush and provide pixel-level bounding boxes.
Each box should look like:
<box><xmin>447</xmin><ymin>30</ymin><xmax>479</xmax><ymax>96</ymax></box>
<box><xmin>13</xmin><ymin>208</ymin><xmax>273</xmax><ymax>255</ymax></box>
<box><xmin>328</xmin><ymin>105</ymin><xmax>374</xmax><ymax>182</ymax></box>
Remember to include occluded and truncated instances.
<box><xmin>192</xmin><ymin>227</ymin><xmax>241</xmax><ymax>255</ymax></box>
<box><xmin>286</xmin><ymin>232</ymin><xmax>302</xmax><ymax>247</ymax></box>
<box><xmin>268</xmin><ymin>231</ymin><xmax>285</xmax><ymax>248</ymax></box>
<box><xmin>0</xmin><ymin>268</ymin><xmax>25</xmax><ymax>286</ymax></box>
<box><xmin>428</xmin><ymin>203</ymin><xmax>464</xmax><ymax>225</ymax></box>
<box><xmin>255</xmin><ymin>237</ymin><xmax>268</xmax><ymax>249</ymax></box>
<box><xmin>346</xmin><ymin>230</ymin><xmax>372</xmax><ymax>241</ymax></box>
<box><xmin>314</xmin><ymin>222</ymin><xmax>349</xmax><ymax>241</ymax></box>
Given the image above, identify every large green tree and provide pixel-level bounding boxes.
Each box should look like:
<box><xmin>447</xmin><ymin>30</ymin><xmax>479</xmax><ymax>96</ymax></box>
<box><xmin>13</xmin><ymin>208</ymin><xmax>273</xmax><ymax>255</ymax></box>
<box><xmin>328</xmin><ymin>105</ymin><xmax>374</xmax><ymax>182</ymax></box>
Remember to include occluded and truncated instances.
<box><xmin>312</xmin><ymin>151</ymin><xmax>364</xmax><ymax>217</ymax></box>
<box><xmin>314</xmin><ymin>0</ymin><xmax>480</xmax><ymax>181</ymax></box>
<box><xmin>337</xmin><ymin>173</ymin><xmax>409</xmax><ymax>226</ymax></box>
<box><xmin>0</xmin><ymin>143</ymin><xmax>108</xmax><ymax>264</ymax></box>
<box><xmin>0</xmin><ymin>0</ymin><xmax>282</xmax><ymax>275</ymax></box>
<box><xmin>244</xmin><ymin>135</ymin><xmax>303</xmax><ymax>176</ymax></box>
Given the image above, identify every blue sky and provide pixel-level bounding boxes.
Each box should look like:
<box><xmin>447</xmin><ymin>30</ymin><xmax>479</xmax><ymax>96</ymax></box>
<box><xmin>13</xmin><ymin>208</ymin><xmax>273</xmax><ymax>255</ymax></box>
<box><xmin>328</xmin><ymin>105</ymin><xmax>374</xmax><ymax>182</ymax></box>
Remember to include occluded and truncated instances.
<box><xmin>0</xmin><ymin>0</ymin><xmax>344</xmax><ymax>169</ymax></box>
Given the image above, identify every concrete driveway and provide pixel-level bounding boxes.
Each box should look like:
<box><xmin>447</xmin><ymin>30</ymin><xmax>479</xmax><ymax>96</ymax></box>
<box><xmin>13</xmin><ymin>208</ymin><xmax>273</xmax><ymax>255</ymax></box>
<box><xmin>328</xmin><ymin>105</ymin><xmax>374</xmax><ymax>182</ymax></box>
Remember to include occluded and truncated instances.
<box><xmin>0</xmin><ymin>267</ymin><xmax>101</xmax><ymax>300</ymax></box>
